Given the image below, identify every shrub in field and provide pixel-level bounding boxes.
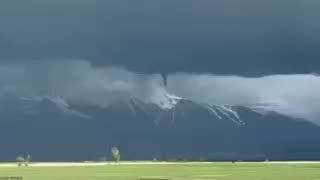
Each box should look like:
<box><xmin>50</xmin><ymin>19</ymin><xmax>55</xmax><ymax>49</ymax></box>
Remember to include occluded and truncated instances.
<box><xmin>25</xmin><ymin>154</ymin><xmax>31</xmax><ymax>166</ymax></box>
<box><xmin>16</xmin><ymin>156</ymin><xmax>25</xmax><ymax>167</ymax></box>
<box><xmin>26</xmin><ymin>154</ymin><xmax>31</xmax><ymax>162</ymax></box>
<box><xmin>111</xmin><ymin>147</ymin><xmax>121</xmax><ymax>162</ymax></box>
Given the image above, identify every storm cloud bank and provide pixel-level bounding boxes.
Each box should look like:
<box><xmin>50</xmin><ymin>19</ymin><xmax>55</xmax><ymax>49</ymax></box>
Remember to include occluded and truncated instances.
<box><xmin>1</xmin><ymin>60</ymin><xmax>320</xmax><ymax>124</ymax></box>
<box><xmin>0</xmin><ymin>0</ymin><xmax>319</xmax><ymax>76</ymax></box>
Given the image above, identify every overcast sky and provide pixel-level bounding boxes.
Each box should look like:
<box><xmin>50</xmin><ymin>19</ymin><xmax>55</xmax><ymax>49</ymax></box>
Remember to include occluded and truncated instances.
<box><xmin>0</xmin><ymin>0</ymin><xmax>319</xmax><ymax>76</ymax></box>
<box><xmin>1</xmin><ymin>1</ymin><xmax>320</xmax><ymax>123</ymax></box>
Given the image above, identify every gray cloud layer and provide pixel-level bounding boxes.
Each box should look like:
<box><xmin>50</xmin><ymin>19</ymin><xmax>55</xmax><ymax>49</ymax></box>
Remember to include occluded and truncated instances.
<box><xmin>0</xmin><ymin>60</ymin><xmax>167</xmax><ymax>107</ymax></box>
<box><xmin>1</xmin><ymin>60</ymin><xmax>320</xmax><ymax>124</ymax></box>
<box><xmin>168</xmin><ymin>74</ymin><xmax>320</xmax><ymax>123</ymax></box>
<box><xmin>0</xmin><ymin>0</ymin><xmax>319</xmax><ymax>76</ymax></box>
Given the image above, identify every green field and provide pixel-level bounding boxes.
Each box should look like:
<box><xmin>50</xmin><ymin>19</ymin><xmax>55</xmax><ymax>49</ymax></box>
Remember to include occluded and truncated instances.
<box><xmin>0</xmin><ymin>162</ymin><xmax>320</xmax><ymax>180</ymax></box>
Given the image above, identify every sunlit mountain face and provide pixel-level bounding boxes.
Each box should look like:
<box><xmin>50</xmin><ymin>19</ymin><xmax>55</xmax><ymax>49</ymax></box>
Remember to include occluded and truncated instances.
<box><xmin>1</xmin><ymin>93</ymin><xmax>320</xmax><ymax>161</ymax></box>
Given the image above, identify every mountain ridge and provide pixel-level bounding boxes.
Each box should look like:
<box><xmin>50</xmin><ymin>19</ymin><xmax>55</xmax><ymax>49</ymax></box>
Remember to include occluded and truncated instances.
<box><xmin>0</xmin><ymin>93</ymin><xmax>320</xmax><ymax>161</ymax></box>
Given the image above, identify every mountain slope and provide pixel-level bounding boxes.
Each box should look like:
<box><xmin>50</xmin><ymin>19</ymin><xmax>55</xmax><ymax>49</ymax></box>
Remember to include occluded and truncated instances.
<box><xmin>0</xmin><ymin>94</ymin><xmax>320</xmax><ymax>161</ymax></box>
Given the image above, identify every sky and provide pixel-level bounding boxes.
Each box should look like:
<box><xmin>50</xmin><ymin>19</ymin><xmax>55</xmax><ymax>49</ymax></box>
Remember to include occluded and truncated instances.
<box><xmin>1</xmin><ymin>1</ymin><xmax>320</xmax><ymax>123</ymax></box>
<box><xmin>0</xmin><ymin>0</ymin><xmax>319</xmax><ymax>76</ymax></box>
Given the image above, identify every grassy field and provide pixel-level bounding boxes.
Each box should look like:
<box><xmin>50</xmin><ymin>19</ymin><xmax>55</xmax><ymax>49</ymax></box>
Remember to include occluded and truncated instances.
<box><xmin>0</xmin><ymin>162</ymin><xmax>320</xmax><ymax>180</ymax></box>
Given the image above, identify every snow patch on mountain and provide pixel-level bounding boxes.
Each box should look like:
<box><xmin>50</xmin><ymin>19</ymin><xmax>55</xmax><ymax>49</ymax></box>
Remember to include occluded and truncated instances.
<box><xmin>150</xmin><ymin>93</ymin><xmax>183</xmax><ymax>110</ymax></box>
<box><xmin>153</xmin><ymin>93</ymin><xmax>248</xmax><ymax>125</ymax></box>
<box><xmin>203</xmin><ymin>105</ymin><xmax>245</xmax><ymax>125</ymax></box>
<box><xmin>5</xmin><ymin>95</ymin><xmax>90</xmax><ymax>118</ymax></box>
<box><xmin>245</xmin><ymin>103</ymin><xmax>278</xmax><ymax>116</ymax></box>
<box><xmin>113</xmin><ymin>93</ymin><xmax>250</xmax><ymax>126</ymax></box>
<box><xmin>26</xmin><ymin>96</ymin><xmax>70</xmax><ymax>108</ymax></box>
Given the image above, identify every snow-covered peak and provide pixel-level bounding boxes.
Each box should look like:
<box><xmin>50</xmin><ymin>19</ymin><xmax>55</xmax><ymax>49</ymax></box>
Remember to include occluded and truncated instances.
<box><xmin>155</xmin><ymin>93</ymin><xmax>183</xmax><ymax>110</ymax></box>
<box><xmin>113</xmin><ymin>94</ymin><xmax>248</xmax><ymax>126</ymax></box>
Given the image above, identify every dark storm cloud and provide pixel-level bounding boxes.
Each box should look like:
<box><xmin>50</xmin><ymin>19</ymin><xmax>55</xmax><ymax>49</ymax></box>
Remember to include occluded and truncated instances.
<box><xmin>0</xmin><ymin>0</ymin><xmax>319</xmax><ymax>76</ymax></box>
